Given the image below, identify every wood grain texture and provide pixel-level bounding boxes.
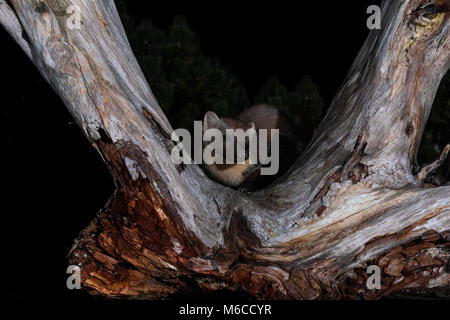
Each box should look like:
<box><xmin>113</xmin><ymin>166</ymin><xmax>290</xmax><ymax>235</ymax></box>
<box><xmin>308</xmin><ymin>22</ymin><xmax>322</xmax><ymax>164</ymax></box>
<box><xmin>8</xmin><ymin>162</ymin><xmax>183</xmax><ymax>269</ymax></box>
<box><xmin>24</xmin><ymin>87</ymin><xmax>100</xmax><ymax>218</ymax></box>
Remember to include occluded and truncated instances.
<box><xmin>1</xmin><ymin>0</ymin><xmax>449</xmax><ymax>299</ymax></box>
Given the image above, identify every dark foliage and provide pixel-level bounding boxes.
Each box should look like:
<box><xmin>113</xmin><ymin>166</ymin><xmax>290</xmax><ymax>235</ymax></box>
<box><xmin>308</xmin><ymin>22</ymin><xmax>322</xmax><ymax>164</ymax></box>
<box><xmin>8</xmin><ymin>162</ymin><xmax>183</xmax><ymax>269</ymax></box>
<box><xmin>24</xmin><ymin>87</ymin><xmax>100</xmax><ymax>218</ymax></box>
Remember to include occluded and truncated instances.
<box><xmin>419</xmin><ymin>74</ymin><xmax>450</xmax><ymax>179</ymax></box>
<box><xmin>116</xmin><ymin>1</ymin><xmax>325</xmax><ymax>143</ymax></box>
<box><xmin>116</xmin><ymin>0</ymin><xmax>449</xmax><ymax>179</ymax></box>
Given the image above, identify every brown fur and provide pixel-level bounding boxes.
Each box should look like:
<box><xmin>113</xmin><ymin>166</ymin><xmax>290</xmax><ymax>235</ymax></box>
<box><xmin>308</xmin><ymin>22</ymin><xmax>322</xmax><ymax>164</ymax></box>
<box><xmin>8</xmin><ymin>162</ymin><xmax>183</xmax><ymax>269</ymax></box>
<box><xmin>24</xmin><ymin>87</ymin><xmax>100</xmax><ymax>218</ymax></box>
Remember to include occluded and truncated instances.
<box><xmin>203</xmin><ymin>104</ymin><xmax>300</xmax><ymax>189</ymax></box>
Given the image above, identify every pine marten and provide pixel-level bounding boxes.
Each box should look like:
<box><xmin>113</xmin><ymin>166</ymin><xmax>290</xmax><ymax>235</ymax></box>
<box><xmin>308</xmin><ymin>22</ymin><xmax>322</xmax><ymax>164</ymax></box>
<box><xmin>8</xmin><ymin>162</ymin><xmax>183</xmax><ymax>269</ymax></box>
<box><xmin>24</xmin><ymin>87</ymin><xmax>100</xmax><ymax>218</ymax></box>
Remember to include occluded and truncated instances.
<box><xmin>202</xmin><ymin>104</ymin><xmax>301</xmax><ymax>190</ymax></box>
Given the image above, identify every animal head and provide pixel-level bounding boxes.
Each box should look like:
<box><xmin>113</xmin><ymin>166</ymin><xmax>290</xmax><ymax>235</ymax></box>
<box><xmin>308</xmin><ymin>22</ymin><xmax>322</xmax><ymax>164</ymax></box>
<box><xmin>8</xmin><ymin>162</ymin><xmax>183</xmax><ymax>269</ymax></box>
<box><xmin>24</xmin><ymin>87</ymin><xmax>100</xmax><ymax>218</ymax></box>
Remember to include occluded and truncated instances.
<box><xmin>203</xmin><ymin>111</ymin><xmax>256</xmax><ymax>163</ymax></box>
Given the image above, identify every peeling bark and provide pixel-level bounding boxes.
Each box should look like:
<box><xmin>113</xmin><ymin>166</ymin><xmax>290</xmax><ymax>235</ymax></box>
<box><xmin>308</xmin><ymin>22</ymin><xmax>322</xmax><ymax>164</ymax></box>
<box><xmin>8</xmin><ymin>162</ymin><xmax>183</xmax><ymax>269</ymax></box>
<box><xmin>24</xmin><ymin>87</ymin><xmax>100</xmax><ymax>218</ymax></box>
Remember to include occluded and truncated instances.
<box><xmin>1</xmin><ymin>0</ymin><xmax>449</xmax><ymax>299</ymax></box>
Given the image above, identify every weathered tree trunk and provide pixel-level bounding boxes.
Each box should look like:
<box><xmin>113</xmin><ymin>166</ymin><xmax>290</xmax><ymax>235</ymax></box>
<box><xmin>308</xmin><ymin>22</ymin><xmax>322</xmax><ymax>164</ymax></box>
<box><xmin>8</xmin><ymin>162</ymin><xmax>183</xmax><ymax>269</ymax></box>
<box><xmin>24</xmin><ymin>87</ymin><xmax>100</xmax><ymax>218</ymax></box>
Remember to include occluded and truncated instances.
<box><xmin>1</xmin><ymin>0</ymin><xmax>449</xmax><ymax>299</ymax></box>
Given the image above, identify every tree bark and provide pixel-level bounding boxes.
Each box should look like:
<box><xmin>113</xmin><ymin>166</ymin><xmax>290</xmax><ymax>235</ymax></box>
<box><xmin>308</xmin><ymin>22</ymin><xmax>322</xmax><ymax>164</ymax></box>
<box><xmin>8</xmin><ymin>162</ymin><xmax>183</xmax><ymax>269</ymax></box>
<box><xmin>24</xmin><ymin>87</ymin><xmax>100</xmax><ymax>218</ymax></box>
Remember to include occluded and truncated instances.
<box><xmin>1</xmin><ymin>0</ymin><xmax>449</xmax><ymax>299</ymax></box>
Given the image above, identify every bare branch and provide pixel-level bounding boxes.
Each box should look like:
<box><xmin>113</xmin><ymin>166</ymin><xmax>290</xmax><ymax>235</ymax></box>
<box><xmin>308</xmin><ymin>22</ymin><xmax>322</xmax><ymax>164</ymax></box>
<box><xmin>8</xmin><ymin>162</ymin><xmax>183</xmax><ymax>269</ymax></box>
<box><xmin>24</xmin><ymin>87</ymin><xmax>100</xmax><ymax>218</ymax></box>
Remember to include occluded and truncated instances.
<box><xmin>418</xmin><ymin>144</ymin><xmax>450</xmax><ymax>183</ymax></box>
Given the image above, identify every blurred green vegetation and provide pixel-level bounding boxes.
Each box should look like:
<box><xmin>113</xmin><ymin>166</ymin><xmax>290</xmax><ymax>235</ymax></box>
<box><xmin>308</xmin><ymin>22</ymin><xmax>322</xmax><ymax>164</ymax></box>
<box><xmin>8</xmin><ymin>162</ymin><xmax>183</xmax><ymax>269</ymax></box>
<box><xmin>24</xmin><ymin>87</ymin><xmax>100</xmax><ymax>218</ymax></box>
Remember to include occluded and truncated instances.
<box><xmin>115</xmin><ymin>1</ymin><xmax>325</xmax><ymax>143</ymax></box>
<box><xmin>117</xmin><ymin>1</ymin><xmax>249</xmax><ymax>130</ymax></box>
<box><xmin>115</xmin><ymin>1</ymin><xmax>449</xmax><ymax>179</ymax></box>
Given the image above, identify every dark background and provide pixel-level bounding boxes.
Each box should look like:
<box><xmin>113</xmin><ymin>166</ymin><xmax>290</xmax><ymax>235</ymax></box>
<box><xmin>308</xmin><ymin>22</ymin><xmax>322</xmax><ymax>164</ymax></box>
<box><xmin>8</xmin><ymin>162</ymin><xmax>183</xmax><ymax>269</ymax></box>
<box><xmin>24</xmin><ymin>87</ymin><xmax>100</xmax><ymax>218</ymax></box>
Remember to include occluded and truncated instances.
<box><xmin>0</xmin><ymin>0</ymin><xmax>447</xmax><ymax>306</ymax></box>
<box><xmin>124</xmin><ymin>1</ymin><xmax>377</xmax><ymax>101</ymax></box>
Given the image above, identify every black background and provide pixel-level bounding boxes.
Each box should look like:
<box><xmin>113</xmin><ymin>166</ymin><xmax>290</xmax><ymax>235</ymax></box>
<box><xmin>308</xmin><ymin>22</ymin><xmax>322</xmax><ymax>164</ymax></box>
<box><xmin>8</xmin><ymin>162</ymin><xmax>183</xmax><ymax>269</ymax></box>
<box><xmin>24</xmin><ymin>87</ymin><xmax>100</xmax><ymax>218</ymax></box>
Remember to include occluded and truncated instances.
<box><xmin>4</xmin><ymin>0</ymin><xmax>439</xmax><ymax>309</ymax></box>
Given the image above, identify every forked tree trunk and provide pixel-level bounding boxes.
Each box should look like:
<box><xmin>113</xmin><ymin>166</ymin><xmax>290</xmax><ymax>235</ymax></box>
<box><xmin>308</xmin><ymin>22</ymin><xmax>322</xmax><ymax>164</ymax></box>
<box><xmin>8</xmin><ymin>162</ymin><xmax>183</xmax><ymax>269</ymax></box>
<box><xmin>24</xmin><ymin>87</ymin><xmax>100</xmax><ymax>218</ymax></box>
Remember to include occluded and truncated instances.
<box><xmin>1</xmin><ymin>0</ymin><xmax>449</xmax><ymax>299</ymax></box>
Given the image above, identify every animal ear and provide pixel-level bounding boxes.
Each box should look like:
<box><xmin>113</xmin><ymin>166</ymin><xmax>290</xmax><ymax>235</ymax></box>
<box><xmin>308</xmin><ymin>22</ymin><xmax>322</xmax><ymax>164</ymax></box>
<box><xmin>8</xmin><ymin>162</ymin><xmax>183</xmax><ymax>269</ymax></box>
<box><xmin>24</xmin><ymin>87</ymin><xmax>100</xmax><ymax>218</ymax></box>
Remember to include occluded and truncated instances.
<box><xmin>204</xmin><ymin>111</ymin><xmax>226</xmax><ymax>133</ymax></box>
